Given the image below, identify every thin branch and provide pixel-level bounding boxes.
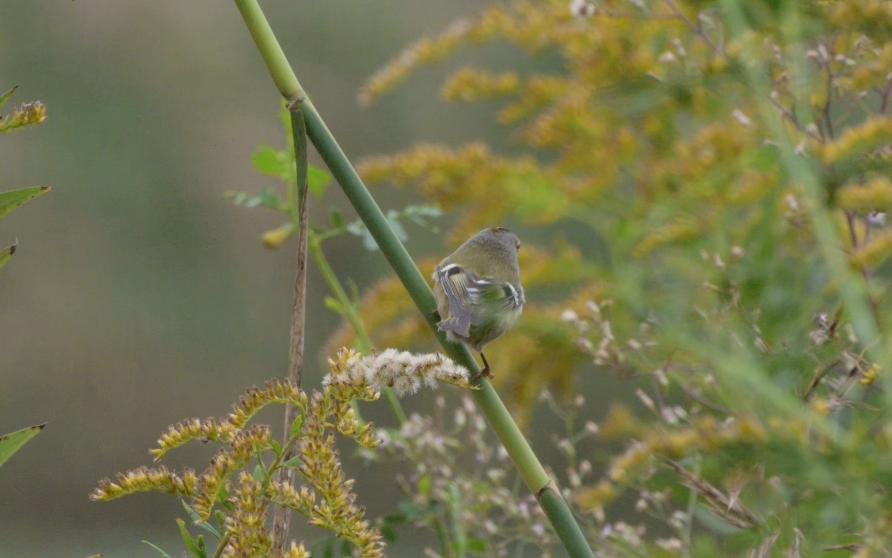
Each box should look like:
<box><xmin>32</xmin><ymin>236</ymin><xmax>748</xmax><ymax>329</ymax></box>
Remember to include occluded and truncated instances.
<box><xmin>767</xmin><ymin>92</ymin><xmax>823</xmax><ymax>142</ymax></box>
<box><xmin>801</xmin><ymin>359</ymin><xmax>840</xmax><ymax>402</ymax></box>
<box><xmin>878</xmin><ymin>75</ymin><xmax>892</xmax><ymax>115</ymax></box>
<box><xmin>271</xmin><ymin>105</ymin><xmax>310</xmax><ymax>553</ymax></box>
<box><xmin>664</xmin><ymin>0</ymin><xmax>719</xmax><ymax>54</ymax></box>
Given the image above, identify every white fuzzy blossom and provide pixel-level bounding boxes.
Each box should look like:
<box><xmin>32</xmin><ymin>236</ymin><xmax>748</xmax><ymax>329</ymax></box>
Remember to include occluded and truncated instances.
<box><xmin>325</xmin><ymin>348</ymin><xmax>473</xmax><ymax>396</ymax></box>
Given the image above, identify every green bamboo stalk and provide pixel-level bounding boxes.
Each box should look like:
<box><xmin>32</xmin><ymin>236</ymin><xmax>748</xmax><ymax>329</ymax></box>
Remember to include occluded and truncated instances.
<box><xmin>231</xmin><ymin>2</ymin><xmax>596</xmax><ymax>556</ymax></box>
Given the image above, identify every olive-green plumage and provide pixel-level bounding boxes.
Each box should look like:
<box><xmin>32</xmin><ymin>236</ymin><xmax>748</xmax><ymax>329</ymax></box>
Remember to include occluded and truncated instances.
<box><xmin>432</xmin><ymin>228</ymin><xmax>524</xmax><ymax>374</ymax></box>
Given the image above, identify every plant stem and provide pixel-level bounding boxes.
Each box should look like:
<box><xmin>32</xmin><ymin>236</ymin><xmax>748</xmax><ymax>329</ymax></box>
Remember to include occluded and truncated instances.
<box><xmin>231</xmin><ymin>2</ymin><xmax>595</xmax><ymax>556</ymax></box>
<box><xmin>271</xmin><ymin>106</ymin><xmax>310</xmax><ymax>553</ymax></box>
<box><xmin>309</xmin><ymin>235</ymin><xmax>373</xmax><ymax>353</ymax></box>
<box><xmin>211</xmin><ymin>533</ymin><xmax>231</xmax><ymax>558</ymax></box>
<box><xmin>309</xmin><ymin>234</ymin><xmax>408</xmax><ymax>424</ymax></box>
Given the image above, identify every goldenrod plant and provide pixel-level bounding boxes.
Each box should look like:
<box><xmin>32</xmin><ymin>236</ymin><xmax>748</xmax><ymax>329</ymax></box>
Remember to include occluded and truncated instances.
<box><xmin>92</xmin><ymin>348</ymin><xmax>473</xmax><ymax>557</ymax></box>
<box><xmin>0</xmin><ymin>85</ymin><xmax>49</xmax><ymax>270</ymax></box>
<box><xmin>346</xmin><ymin>0</ymin><xmax>892</xmax><ymax>554</ymax></box>
<box><xmin>0</xmin><ymin>85</ymin><xmax>48</xmax><ymax>466</ymax></box>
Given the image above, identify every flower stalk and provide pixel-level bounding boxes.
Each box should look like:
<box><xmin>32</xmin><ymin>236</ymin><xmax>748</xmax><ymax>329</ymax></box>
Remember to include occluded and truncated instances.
<box><xmin>231</xmin><ymin>1</ymin><xmax>596</xmax><ymax>555</ymax></box>
<box><xmin>271</xmin><ymin>106</ymin><xmax>310</xmax><ymax>554</ymax></box>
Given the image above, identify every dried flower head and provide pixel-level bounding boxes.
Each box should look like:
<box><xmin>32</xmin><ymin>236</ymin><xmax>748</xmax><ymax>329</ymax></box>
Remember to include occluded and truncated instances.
<box><xmin>325</xmin><ymin>347</ymin><xmax>473</xmax><ymax>396</ymax></box>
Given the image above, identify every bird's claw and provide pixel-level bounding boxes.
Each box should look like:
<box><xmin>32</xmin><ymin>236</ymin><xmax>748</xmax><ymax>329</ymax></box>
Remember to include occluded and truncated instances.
<box><xmin>471</xmin><ymin>352</ymin><xmax>493</xmax><ymax>382</ymax></box>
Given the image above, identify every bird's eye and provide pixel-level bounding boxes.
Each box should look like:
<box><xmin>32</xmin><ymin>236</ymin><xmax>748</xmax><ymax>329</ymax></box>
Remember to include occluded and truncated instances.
<box><xmin>516</xmin><ymin>240</ymin><xmax>521</xmax><ymax>251</ymax></box>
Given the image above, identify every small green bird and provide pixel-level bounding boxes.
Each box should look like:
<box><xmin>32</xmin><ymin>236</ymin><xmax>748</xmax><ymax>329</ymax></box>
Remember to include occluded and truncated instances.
<box><xmin>432</xmin><ymin>227</ymin><xmax>525</xmax><ymax>377</ymax></box>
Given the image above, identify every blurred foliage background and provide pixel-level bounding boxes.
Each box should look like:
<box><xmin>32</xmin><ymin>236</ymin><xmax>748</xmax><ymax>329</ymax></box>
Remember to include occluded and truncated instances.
<box><xmin>5</xmin><ymin>0</ymin><xmax>892</xmax><ymax>556</ymax></box>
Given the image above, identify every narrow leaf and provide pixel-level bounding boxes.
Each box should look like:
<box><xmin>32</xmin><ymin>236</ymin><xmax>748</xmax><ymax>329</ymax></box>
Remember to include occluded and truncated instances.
<box><xmin>176</xmin><ymin>518</ymin><xmax>206</xmax><ymax>558</ymax></box>
<box><xmin>0</xmin><ymin>85</ymin><xmax>18</xmax><ymax>111</ymax></box>
<box><xmin>141</xmin><ymin>540</ymin><xmax>173</xmax><ymax>558</ymax></box>
<box><xmin>180</xmin><ymin>500</ymin><xmax>220</xmax><ymax>538</ymax></box>
<box><xmin>0</xmin><ymin>243</ymin><xmax>16</xmax><ymax>270</ymax></box>
<box><xmin>281</xmin><ymin>454</ymin><xmax>303</xmax><ymax>468</ymax></box>
<box><xmin>0</xmin><ymin>186</ymin><xmax>49</xmax><ymax>219</ymax></box>
<box><xmin>0</xmin><ymin>423</ymin><xmax>45</xmax><ymax>467</ymax></box>
<box><xmin>290</xmin><ymin>412</ymin><xmax>305</xmax><ymax>436</ymax></box>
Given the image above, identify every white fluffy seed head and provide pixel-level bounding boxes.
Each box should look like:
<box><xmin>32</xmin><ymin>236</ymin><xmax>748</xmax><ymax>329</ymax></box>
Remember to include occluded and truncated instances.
<box><xmin>324</xmin><ymin>348</ymin><xmax>474</xmax><ymax>396</ymax></box>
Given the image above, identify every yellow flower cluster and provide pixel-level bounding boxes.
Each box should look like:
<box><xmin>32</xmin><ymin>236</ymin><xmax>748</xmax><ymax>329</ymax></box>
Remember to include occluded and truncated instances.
<box><xmin>576</xmin><ymin>415</ymin><xmax>767</xmax><ymax>510</ymax></box>
<box><xmin>836</xmin><ymin>176</ymin><xmax>892</xmax><ymax>212</ymax></box>
<box><xmin>284</xmin><ymin>542</ymin><xmax>310</xmax><ymax>558</ymax></box>
<box><xmin>90</xmin><ymin>465</ymin><xmax>196</xmax><ymax>501</ymax></box>
<box><xmin>228</xmin><ymin>379</ymin><xmax>307</xmax><ymax>429</ymax></box>
<box><xmin>818</xmin><ymin>116</ymin><xmax>892</xmax><ymax>165</ymax></box>
<box><xmin>0</xmin><ymin>100</ymin><xmax>47</xmax><ymax>132</ymax></box>
<box><xmin>292</xmin><ymin>385</ymin><xmax>384</xmax><ymax>557</ymax></box>
<box><xmin>851</xmin><ymin>228</ymin><xmax>892</xmax><ymax>267</ymax></box>
<box><xmin>152</xmin><ymin>417</ymin><xmax>238</xmax><ymax>460</ymax></box>
<box><xmin>441</xmin><ymin>68</ymin><xmax>520</xmax><ymax>102</ymax></box>
<box><xmin>93</xmin><ymin>362</ymin><xmax>392</xmax><ymax>556</ymax></box>
<box><xmin>222</xmin><ymin>473</ymin><xmax>271</xmax><ymax>557</ymax></box>
<box><xmin>359</xmin><ymin>18</ymin><xmax>477</xmax><ymax>106</ymax></box>
<box><xmin>825</xmin><ymin>0</ymin><xmax>892</xmax><ymax>37</ymax></box>
<box><xmin>632</xmin><ymin>218</ymin><xmax>700</xmax><ymax>257</ymax></box>
<box><xmin>840</xmin><ymin>41</ymin><xmax>892</xmax><ymax>93</ymax></box>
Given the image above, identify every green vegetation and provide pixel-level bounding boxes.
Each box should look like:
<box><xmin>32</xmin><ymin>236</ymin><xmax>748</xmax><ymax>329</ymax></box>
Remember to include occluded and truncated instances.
<box><xmin>15</xmin><ymin>0</ymin><xmax>890</xmax><ymax>555</ymax></box>
<box><xmin>1</xmin><ymin>86</ymin><xmax>47</xmax><ymax>467</ymax></box>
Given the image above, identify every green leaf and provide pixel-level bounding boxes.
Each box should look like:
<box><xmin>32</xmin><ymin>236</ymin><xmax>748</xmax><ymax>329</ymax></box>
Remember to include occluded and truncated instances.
<box><xmin>270</xmin><ymin>439</ymin><xmax>283</xmax><ymax>456</ymax></box>
<box><xmin>290</xmin><ymin>412</ymin><xmax>305</xmax><ymax>436</ymax></box>
<box><xmin>0</xmin><ymin>85</ymin><xmax>18</xmax><ymax>111</ymax></box>
<box><xmin>141</xmin><ymin>540</ymin><xmax>173</xmax><ymax>558</ymax></box>
<box><xmin>282</xmin><ymin>454</ymin><xmax>303</xmax><ymax>468</ymax></box>
<box><xmin>381</xmin><ymin>525</ymin><xmax>398</xmax><ymax>543</ymax></box>
<box><xmin>180</xmin><ymin>500</ymin><xmax>221</xmax><ymax>538</ymax></box>
<box><xmin>176</xmin><ymin>518</ymin><xmax>207</xmax><ymax>558</ymax></box>
<box><xmin>0</xmin><ymin>186</ymin><xmax>49</xmax><ymax>220</ymax></box>
<box><xmin>466</xmin><ymin>538</ymin><xmax>487</xmax><ymax>552</ymax></box>
<box><xmin>181</xmin><ymin>500</ymin><xmax>203</xmax><ymax>524</ymax></box>
<box><xmin>324</xmin><ymin>296</ymin><xmax>344</xmax><ymax>314</ymax></box>
<box><xmin>0</xmin><ymin>423</ymin><xmax>44</xmax><ymax>467</ymax></box>
<box><xmin>344</xmin><ymin>203</ymin><xmax>442</xmax><ymax>251</ymax></box>
<box><xmin>252</xmin><ymin>145</ymin><xmax>294</xmax><ymax>184</ymax></box>
<box><xmin>417</xmin><ymin>474</ymin><xmax>431</xmax><ymax>497</ymax></box>
<box><xmin>346</xmin><ymin>279</ymin><xmax>361</xmax><ymax>306</ymax></box>
<box><xmin>403</xmin><ymin>204</ymin><xmax>443</xmax><ymax>229</ymax></box>
<box><xmin>0</xmin><ymin>243</ymin><xmax>16</xmax><ymax>270</ymax></box>
<box><xmin>225</xmin><ymin>186</ymin><xmax>284</xmax><ymax>210</ymax></box>
<box><xmin>329</xmin><ymin>209</ymin><xmax>344</xmax><ymax>228</ymax></box>
<box><xmin>308</xmin><ymin>165</ymin><xmax>331</xmax><ymax>196</ymax></box>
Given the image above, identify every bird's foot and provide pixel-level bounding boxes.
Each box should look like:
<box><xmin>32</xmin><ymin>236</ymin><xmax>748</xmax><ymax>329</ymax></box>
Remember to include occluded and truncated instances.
<box><xmin>471</xmin><ymin>352</ymin><xmax>493</xmax><ymax>383</ymax></box>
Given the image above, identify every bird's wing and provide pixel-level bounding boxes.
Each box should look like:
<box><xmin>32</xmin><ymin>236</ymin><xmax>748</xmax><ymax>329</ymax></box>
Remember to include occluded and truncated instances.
<box><xmin>436</xmin><ymin>263</ymin><xmax>522</xmax><ymax>338</ymax></box>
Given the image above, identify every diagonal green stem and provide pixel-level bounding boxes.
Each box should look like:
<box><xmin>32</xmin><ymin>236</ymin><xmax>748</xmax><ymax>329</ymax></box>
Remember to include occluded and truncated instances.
<box><xmin>231</xmin><ymin>1</ymin><xmax>596</xmax><ymax>556</ymax></box>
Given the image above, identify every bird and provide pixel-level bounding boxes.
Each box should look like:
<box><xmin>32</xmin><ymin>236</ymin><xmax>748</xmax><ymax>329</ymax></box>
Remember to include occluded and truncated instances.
<box><xmin>431</xmin><ymin>227</ymin><xmax>525</xmax><ymax>378</ymax></box>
